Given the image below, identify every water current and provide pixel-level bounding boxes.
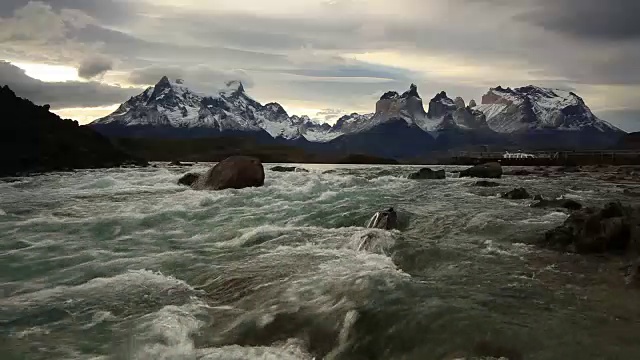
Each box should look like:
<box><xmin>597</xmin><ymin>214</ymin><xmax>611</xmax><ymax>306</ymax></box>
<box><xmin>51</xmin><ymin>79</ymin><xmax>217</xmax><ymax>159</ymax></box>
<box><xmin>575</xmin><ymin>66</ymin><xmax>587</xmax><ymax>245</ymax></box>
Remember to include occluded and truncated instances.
<box><xmin>2</xmin><ymin>164</ymin><xmax>640</xmax><ymax>359</ymax></box>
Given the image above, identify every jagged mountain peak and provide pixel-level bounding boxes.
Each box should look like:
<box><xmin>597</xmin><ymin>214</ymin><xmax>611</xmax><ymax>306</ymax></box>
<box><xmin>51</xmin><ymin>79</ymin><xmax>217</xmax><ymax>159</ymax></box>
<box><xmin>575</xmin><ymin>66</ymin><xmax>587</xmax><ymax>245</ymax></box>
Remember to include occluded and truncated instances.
<box><xmin>401</xmin><ymin>83</ymin><xmax>420</xmax><ymax>99</ymax></box>
<box><xmin>478</xmin><ymin>84</ymin><xmax>621</xmax><ymax>134</ymax></box>
<box><xmin>432</xmin><ymin>91</ymin><xmax>450</xmax><ymax>101</ymax></box>
<box><xmin>223</xmin><ymin>80</ymin><xmax>245</xmax><ymax>95</ymax></box>
<box><xmin>380</xmin><ymin>84</ymin><xmax>421</xmax><ymax>101</ymax></box>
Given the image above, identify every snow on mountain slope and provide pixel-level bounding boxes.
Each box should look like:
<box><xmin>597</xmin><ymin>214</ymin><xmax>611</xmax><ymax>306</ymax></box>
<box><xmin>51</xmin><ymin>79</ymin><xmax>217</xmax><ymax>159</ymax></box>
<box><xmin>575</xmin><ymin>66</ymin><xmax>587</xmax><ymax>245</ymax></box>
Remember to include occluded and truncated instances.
<box><xmin>93</xmin><ymin>78</ymin><xmax>622</xmax><ymax>146</ymax></box>
<box><xmin>92</xmin><ymin>77</ymin><xmax>335</xmax><ymax>140</ymax></box>
<box><xmin>478</xmin><ymin>85</ymin><xmax>622</xmax><ymax>133</ymax></box>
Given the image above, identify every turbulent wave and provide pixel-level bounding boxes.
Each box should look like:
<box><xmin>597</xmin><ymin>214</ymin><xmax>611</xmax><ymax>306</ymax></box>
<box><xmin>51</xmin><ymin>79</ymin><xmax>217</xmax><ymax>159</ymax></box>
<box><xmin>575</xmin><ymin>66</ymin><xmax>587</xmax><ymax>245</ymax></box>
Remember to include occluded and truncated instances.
<box><xmin>2</xmin><ymin>164</ymin><xmax>640</xmax><ymax>359</ymax></box>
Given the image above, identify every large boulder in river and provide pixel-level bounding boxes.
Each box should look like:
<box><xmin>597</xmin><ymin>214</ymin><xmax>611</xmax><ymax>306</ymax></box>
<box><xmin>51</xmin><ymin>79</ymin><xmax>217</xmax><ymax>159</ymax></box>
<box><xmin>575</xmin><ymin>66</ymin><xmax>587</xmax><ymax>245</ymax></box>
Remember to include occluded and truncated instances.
<box><xmin>366</xmin><ymin>208</ymin><xmax>398</xmax><ymax>230</ymax></box>
<box><xmin>408</xmin><ymin>168</ymin><xmax>446</xmax><ymax>180</ymax></box>
<box><xmin>501</xmin><ymin>188</ymin><xmax>531</xmax><ymax>200</ymax></box>
<box><xmin>192</xmin><ymin>156</ymin><xmax>265</xmax><ymax>190</ymax></box>
<box><xmin>543</xmin><ymin>202</ymin><xmax>640</xmax><ymax>254</ymax></box>
<box><xmin>459</xmin><ymin>162</ymin><xmax>502</xmax><ymax>179</ymax></box>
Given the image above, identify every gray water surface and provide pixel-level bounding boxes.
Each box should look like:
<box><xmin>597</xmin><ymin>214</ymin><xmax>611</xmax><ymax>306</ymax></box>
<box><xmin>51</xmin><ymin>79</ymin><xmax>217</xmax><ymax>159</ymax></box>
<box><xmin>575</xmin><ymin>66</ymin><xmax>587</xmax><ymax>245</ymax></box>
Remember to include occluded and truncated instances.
<box><xmin>2</xmin><ymin>164</ymin><xmax>640</xmax><ymax>359</ymax></box>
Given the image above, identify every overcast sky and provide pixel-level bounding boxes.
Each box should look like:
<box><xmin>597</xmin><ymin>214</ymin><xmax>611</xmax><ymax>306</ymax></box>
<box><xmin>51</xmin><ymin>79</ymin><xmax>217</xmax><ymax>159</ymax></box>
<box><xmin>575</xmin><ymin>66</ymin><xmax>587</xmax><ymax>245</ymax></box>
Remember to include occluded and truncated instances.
<box><xmin>0</xmin><ymin>0</ymin><xmax>639</xmax><ymax>129</ymax></box>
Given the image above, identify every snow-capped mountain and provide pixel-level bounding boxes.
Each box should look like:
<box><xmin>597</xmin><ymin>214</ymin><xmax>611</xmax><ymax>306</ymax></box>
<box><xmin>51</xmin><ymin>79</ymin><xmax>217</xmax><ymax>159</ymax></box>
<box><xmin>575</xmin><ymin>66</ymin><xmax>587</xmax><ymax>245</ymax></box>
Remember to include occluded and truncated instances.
<box><xmin>92</xmin><ymin>77</ymin><xmax>332</xmax><ymax>141</ymax></box>
<box><xmin>91</xmin><ymin>77</ymin><xmax>624</xmax><ymax>153</ymax></box>
<box><xmin>333</xmin><ymin>84</ymin><xmax>491</xmax><ymax>135</ymax></box>
<box><xmin>477</xmin><ymin>85</ymin><xmax>621</xmax><ymax>134</ymax></box>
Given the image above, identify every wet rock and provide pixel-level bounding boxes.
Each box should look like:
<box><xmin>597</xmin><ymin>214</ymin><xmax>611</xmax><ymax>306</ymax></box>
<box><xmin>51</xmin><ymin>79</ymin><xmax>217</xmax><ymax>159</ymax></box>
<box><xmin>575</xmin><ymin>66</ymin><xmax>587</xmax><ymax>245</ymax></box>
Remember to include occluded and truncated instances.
<box><xmin>170</xmin><ymin>160</ymin><xmax>194</xmax><ymax>166</ymax></box>
<box><xmin>501</xmin><ymin>188</ymin><xmax>531</xmax><ymax>200</ymax></box>
<box><xmin>408</xmin><ymin>168</ymin><xmax>446</xmax><ymax>180</ymax></box>
<box><xmin>366</xmin><ymin>207</ymin><xmax>398</xmax><ymax>230</ymax></box>
<box><xmin>192</xmin><ymin>156</ymin><xmax>265</xmax><ymax>191</ymax></box>
<box><xmin>557</xmin><ymin>166</ymin><xmax>580</xmax><ymax>173</ymax></box>
<box><xmin>506</xmin><ymin>169</ymin><xmax>532</xmax><ymax>176</ymax></box>
<box><xmin>178</xmin><ymin>173</ymin><xmax>200</xmax><ymax>187</ymax></box>
<box><xmin>531</xmin><ymin>198</ymin><xmax>583</xmax><ymax>211</ymax></box>
<box><xmin>271</xmin><ymin>166</ymin><xmax>309</xmax><ymax>173</ymax></box>
<box><xmin>473</xmin><ymin>180</ymin><xmax>500</xmax><ymax>187</ymax></box>
<box><xmin>543</xmin><ymin>202</ymin><xmax>640</xmax><ymax>254</ymax></box>
<box><xmin>460</xmin><ymin>162</ymin><xmax>502</xmax><ymax>179</ymax></box>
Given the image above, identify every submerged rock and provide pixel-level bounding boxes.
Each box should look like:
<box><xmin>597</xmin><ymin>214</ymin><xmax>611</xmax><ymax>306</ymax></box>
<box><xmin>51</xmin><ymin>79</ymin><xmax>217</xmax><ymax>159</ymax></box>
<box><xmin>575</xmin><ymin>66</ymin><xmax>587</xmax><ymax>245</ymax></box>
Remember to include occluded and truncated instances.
<box><xmin>473</xmin><ymin>180</ymin><xmax>500</xmax><ymax>187</ymax></box>
<box><xmin>501</xmin><ymin>187</ymin><xmax>531</xmax><ymax>200</ymax></box>
<box><xmin>506</xmin><ymin>169</ymin><xmax>532</xmax><ymax>176</ymax></box>
<box><xmin>408</xmin><ymin>168</ymin><xmax>446</xmax><ymax>180</ymax></box>
<box><xmin>192</xmin><ymin>156</ymin><xmax>265</xmax><ymax>190</ymax></box>
<box><xmin>543</xmin><ymin>202</ymin><xmax>640</xmax><ymax>254</ymax></box>
<box><xmin>531</xmin><ymin>198</ymin><xmax>582</xmax><ymax>211</ymax></box>
<box><xmin>460</xmin><ymin>162</ymin><xmax>502</xmax><ymax>179</ymax></box>
<box><xmin>366</xmin><ymin>208</ymin><xmax>398</xmax><ymax>230</ymax></box>
<box><xmin>178</xmin><ymin>173</ymin><xmax>201</xmax><ymax>187</ymax></box>
<box><xmin>271</xmin><ymin>166</ymin><xmax>309</xmax><ymax>173</ymax></box>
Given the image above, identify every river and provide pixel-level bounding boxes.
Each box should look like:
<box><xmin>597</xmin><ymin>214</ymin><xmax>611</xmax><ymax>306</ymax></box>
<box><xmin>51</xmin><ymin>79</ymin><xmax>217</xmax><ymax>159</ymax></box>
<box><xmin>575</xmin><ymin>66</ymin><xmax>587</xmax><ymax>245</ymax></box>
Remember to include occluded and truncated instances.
<box><xmin>2</xmin><ymin>164</ymin><xmax>640</xmax><ymax>359</ymax></box>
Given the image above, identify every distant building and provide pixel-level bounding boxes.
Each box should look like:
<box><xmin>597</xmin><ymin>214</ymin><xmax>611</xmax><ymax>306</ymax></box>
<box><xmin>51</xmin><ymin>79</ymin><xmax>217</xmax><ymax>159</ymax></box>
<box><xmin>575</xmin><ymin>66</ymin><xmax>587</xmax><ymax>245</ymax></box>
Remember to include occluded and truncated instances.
<box><xmin>503</xmin><ymin>151</ymin><xmax>536</xmax><ymax>159</ymax></box>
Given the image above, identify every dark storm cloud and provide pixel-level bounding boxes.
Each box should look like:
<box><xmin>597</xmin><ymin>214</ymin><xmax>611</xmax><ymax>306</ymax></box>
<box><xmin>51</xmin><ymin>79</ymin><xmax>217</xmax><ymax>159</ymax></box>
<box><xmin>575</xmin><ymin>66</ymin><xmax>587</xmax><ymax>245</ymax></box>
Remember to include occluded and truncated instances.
<box><xmin>78</xmin><ymin>56</ymin><xmax>113</xmax><ymax>79</ymax></box>
<box><xmin>0</xmin><ymin>61</ymin><xmax>140</xmax><ymax>108</ymax></box>
<box><xmin>66</xmin><ymin>24</ymin><xmax>288</xmax><ymax>69</ymax></box>
<box><xmin>521</xmin><ymin>0</ymin><xmax>640</xmax><ymax>41</ymax></box>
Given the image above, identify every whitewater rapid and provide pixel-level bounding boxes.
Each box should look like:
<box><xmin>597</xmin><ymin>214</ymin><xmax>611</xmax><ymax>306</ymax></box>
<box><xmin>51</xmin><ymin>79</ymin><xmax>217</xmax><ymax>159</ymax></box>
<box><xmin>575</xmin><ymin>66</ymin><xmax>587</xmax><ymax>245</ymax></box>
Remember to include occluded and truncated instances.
<box><xmin>2</xmin><ymin>164</ymin><xmax>640</xmax><ymax>359</ymax></box>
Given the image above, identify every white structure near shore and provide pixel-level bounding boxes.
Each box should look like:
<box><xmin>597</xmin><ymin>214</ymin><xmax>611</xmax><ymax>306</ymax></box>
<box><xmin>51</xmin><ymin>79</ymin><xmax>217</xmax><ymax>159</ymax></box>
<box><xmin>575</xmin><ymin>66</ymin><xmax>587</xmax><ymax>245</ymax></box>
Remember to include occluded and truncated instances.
<box><xmin>503</xmin><ymin>151</ymin><xmax>537</xmax><ymax>159</ymax></box>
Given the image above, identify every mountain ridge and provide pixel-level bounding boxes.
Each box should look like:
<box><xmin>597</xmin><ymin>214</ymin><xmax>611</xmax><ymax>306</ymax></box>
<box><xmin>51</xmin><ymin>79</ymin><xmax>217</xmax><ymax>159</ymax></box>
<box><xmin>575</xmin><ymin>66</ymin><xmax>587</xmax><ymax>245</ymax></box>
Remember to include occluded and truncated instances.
<box><xmin>91</xmin><ymin>77</ymin><xmax>625</xmax><ymax>154</ymax></box>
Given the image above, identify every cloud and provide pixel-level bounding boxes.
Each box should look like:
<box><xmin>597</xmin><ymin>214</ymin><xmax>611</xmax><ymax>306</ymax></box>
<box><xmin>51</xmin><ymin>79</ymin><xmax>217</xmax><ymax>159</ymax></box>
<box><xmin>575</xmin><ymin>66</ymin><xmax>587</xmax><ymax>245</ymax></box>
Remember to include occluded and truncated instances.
<box><xmin>315</xmin><ymin>108</ymin><xmax>345</xmax><ymax>122</ymax></box>
<box><xmin>78</xmin><ymin>55</ymin><xmax>113</xmax><ymax>79</ymax></box>
<box><xmin>127</xmin><ymin>65</ymin><xmax>255</xmax><ymax>93</ymax></box>
<box><xmin>520</xmin><ymin>0</ymin><xmax>640</xmax><ymax>41</ymax></box>
<box><xmin>0</xmin><ymin>60</ymin><xmax>141</xmax><ymax>108</ymax></box>
<box><xmin>0</xmin><ymin>0</ymin><xmax>639</xmax><ymax>130</ymax></box>
<box><xmin>0</xmin><ymin>0</ymin><xmax>131</xmax><ymax>25</ymax></box>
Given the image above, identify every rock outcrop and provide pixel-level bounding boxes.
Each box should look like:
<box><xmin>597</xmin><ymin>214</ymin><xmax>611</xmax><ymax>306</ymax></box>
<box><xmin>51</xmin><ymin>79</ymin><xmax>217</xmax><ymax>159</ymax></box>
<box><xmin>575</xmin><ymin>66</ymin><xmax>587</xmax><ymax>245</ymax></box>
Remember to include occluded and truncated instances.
<box><xmin>192</xmin><ymin>156</ymin><xmax>265</xmax><ymax>190</ymax></box>
<box><xmin>501</xmin><ymin>188</ymin><xmax>531</xmax><ymax>200</ymax></box>
<box><xmin>543</xmin><ymin>202</ymin><xmax>640</xmax><ymax>254</ymax></box>
<box><xmin>459</xmin><ymin>162</ymin><xmax>503</xmax><ymax>179</ymax></box>
<box><xmin>366</xmin><ymin>208</ymin><xmax>398</xmax><ymax>230</ymax></box>
<box><xmin>270</xmin><ymin>166</ymin><xmax>309</xmax><ymax>173</ymax></box>
<box><xmin>427</xmin><ymin>91</ymin><xmax>457</xmax><ymax>119</ymax></box>
<box><xmin>408</xmin><ymin>168</ymin><xmax>446</xmax><ymax>180</ymax></box>
<box><xmin>454</xmin><ymin>97</ymin><xmax>466</xmax><ymax>109</ymax></box>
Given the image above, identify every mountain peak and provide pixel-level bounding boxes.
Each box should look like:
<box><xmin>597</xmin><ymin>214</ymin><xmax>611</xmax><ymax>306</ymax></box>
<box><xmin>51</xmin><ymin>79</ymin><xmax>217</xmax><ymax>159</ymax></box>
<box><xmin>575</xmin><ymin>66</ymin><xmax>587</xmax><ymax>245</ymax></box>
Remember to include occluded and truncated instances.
<box><xmin>401</xmin><ymin>83</ymin><xmax>420</xmax><ymax>99</ymax></box>
<box><xmin>156</xmin><ymin>76</ymin><xmax>171</xmax><ymax>87</ymax></box>
<box><xmin>224</xmin><ymin>80</ymin><xmax>245</xmax><ymax>94</ymax></box>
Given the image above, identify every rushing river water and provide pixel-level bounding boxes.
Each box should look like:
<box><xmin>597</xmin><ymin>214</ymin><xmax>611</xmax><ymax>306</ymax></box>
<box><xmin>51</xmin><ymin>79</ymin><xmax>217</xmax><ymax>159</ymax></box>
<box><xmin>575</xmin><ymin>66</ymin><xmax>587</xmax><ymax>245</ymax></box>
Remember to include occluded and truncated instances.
<box><xmin>2</xmin><ymin>164</ymin><xmax>640</xmax><ymax>360</ymax></box>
